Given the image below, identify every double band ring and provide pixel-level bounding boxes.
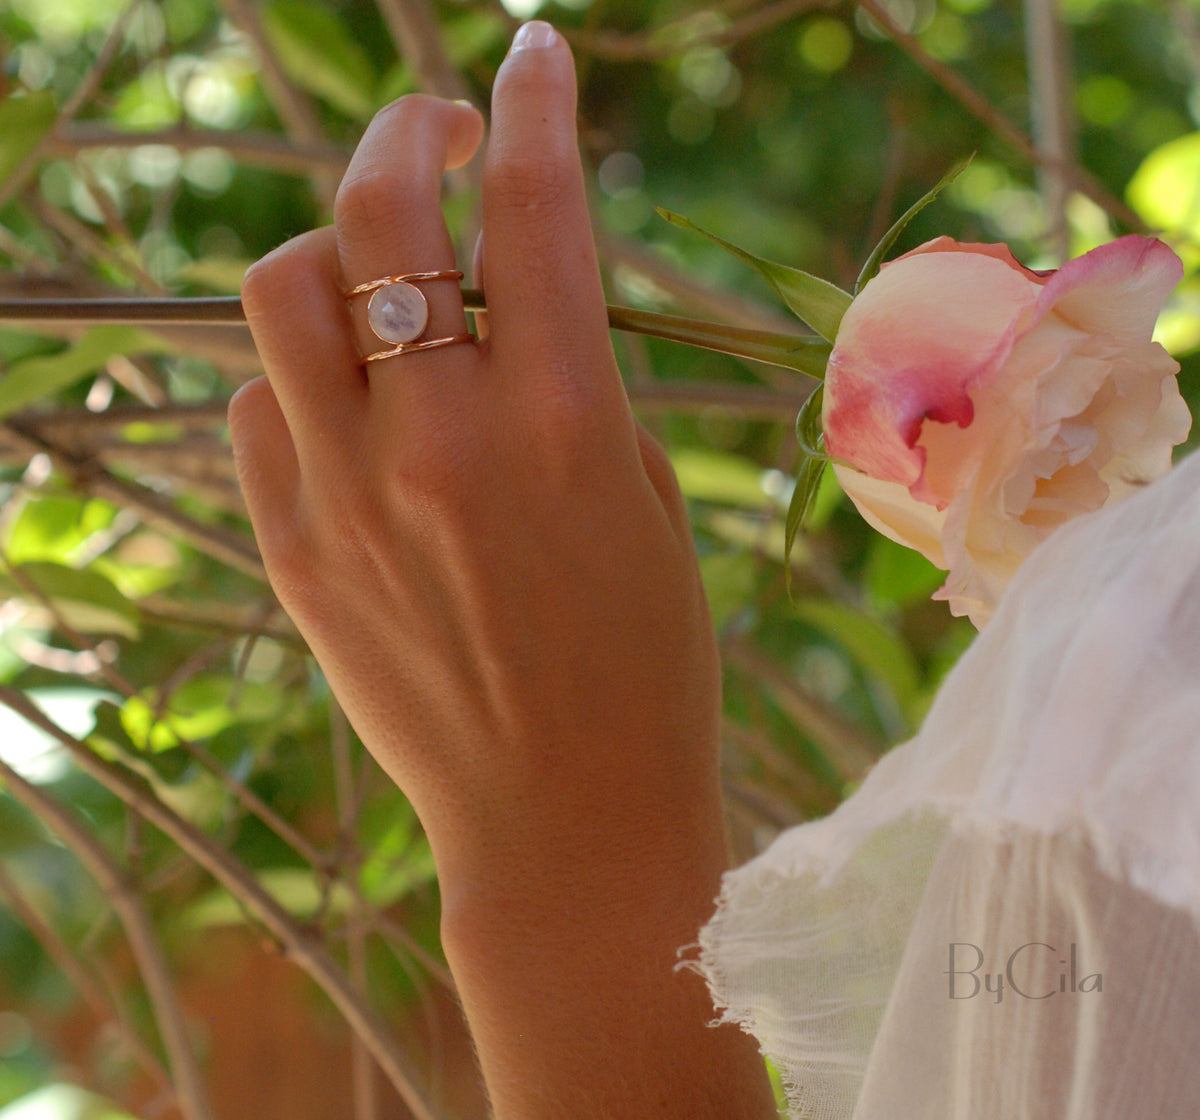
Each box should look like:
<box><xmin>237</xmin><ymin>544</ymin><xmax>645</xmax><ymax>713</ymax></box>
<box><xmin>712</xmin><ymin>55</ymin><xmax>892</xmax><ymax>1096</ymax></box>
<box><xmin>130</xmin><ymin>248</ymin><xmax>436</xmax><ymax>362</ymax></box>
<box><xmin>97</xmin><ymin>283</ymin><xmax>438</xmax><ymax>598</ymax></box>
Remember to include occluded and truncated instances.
<box><xmin>345</xmin><ymin>269</ymin><xmax>474</xmax><ymax>363</ymax></box>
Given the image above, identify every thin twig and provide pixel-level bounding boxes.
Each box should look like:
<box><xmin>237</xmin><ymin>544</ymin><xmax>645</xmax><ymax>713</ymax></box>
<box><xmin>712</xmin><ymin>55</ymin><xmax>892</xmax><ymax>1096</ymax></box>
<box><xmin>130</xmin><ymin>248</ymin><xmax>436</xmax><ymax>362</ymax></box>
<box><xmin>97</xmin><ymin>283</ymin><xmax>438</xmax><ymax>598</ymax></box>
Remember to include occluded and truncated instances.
<box><xmin>375</xmin><ymin>0</ymin><xmax>471</xmax><ymax>101</ymax></box>
<box><xmin>1023</xmin><ymin>0</ymin><xmax>1076</xmax><ymax>259</ymax></box>
<box><xmin>0</xmin><ymin>0</ymin><xmax>145</xmax><ymax>214</ymax></box>
<box><xmin>0</xmin><ymin>861</ymin><xmax>175</xmax><ymax>1097</ymax></box>
<box><xmin>330</xmin><ymin>701</ymin><xmax>379</xmax><ymax>1120</ymax></box>
<box><xmin>853</xmin><ymin>0</ymin><xmax>1145</xmax><ymax>231</ymax></box>
<box><xmin>216</xmin><ymin>0</ymin><xmax>340</xmax><ymax>208</ymax></box>
<box><xmin>2</xmin><ymin>418</ymin><xmax>265</xmax><ymax>578</ymax></box>
<box><xmin>0</xmin><ymin>759</ymin><xmax>214</xmax><ymax>1120</ymax></box>
<box><xmin>54</xmin><ymin>124</ymin><xmax>354</xmax><ymax>177</ymax></box>
<box><xmin>566</xmin><ymin>0</ymin><xmax>833</xmax><ymax>61</ymax></box>
<box><xmin>0</xmin><ymin>686</ymin><xmax>449</xmax><ymax>1120</ymax></box>
<box><xmin>722</xmin><ymin>634</ymin><xmax>882</xmax><ymax>782</ymax></box>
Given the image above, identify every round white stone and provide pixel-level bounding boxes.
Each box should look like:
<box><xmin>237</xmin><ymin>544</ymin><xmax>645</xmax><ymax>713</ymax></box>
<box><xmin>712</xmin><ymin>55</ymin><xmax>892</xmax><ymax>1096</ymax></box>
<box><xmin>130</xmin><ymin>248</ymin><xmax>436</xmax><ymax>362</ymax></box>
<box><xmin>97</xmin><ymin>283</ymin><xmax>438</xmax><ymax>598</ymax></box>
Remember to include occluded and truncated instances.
<box><xmin>367</xmin><ymin>282</ymin><xmax>428</xmax><ymax>344</ymax></box>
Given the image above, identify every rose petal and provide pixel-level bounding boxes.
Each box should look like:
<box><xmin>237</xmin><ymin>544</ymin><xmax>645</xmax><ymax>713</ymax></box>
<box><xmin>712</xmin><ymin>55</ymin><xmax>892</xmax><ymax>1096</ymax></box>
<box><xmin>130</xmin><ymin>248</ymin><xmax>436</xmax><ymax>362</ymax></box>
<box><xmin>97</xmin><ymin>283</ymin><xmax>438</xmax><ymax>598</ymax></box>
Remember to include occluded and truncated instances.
<box><xmin>832</xmin><ymin>463</ymin><xmax>948</xmax><ymax>568</ymax></box>
<box><xmin>1033</xmin><ymin>235</ymin><xmax>1183</xmax><ymax>344</ymax></box>
<box><xmin>824</xmin><ymin>248</ymin><xmax>1043</xmax><ymax>501</ymax></box>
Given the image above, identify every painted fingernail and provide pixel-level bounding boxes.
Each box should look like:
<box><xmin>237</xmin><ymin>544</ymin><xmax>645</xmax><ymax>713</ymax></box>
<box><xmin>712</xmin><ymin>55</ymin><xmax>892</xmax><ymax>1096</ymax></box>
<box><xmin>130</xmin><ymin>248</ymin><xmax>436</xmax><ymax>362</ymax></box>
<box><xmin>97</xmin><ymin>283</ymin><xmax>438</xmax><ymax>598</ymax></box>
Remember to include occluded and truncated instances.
<box><xmin>511</xmin><ymin>20</ymin><xmax>558</xmax><ymax>52</ymax></box>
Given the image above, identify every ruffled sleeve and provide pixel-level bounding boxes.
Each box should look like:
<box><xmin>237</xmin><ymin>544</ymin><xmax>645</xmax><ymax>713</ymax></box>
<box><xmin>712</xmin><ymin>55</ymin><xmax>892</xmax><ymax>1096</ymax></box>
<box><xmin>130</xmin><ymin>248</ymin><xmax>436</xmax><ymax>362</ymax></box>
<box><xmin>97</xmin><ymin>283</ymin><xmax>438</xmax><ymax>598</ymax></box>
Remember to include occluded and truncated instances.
<box><xmin>697</xmin><ymin>449</ymin><xmax>1200</xmax><ymax>1119</ymax></box>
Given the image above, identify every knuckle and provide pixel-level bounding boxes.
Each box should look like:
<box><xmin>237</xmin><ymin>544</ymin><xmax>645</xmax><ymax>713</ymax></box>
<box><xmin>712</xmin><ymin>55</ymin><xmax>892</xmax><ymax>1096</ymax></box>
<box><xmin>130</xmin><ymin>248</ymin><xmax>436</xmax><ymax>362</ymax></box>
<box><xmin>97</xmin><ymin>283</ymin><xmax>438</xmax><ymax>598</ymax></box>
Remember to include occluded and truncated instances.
<box><xmin>335</xmin><ymin>167</ymin><xmax>413</xmax><ymax>246</ymax></box>
<box><xmin>489</xmin><ymin>149</ymin><xmax>572</xmax><ymax>216</ymax></box>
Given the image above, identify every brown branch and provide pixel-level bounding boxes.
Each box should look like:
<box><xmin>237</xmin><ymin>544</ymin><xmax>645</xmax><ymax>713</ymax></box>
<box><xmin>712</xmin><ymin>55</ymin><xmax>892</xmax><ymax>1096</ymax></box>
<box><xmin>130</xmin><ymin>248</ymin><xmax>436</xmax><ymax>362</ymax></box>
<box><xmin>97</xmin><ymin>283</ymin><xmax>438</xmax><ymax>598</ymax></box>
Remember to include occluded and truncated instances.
<box><xmin>375</xmin><ymin>0</ymin><xmax>471</xmax><ymax>101</ymax></box>
<box><xmin>722</xmin><ymin>634</ymin><xmax>883</xmax><ymax>783</ymax></box>
<box><xmin>215</xmin><ymin>0</ymin><xmax>340</xmax><ymax>207</ymax></box>
<box><xmin>565</xmin><ymin>0</ymin><xmax>834</xmax><ymax>61</ymax></box>
<box><xmin>0</xmin><ymin>686</ymin><xmax>449</xmax><ymax>1120</ymax></box>
<box><xmin>54</xmin><ymin>124</ymin><xmax>354</xmax><ymax>178</ymax></box>
<box><xmin>0</xmin><ymin>758</ymin><xmax>214</xmax><ymax>1120</ymax></box>
<box><xmin>330</xmin><ymin>701</ymin><xmax>379</xmax><ymax>1120</ymax></box>
<box><xmin>0</xmin><ymin>860</ymin><xmax>175</xmax><ymax>1097</ymax></box>
<box><xmin>853</xmin><ymin>0</ymin><xmax>1145</xmax><ymax>231</ymax></box>
<box><xmin>2</xmin><ymin>418</ymin><xmax>265</xmax><ymax>579</ymax></box>
<box><xmin>1023</xmin><ymin>0</ymin><xmax>1077</xmax><ymax>259</ymax></box>
<box><xmin>0</xmin><ymin>0</ymin><xmax>145</xmax><ymax>213</ymax></box>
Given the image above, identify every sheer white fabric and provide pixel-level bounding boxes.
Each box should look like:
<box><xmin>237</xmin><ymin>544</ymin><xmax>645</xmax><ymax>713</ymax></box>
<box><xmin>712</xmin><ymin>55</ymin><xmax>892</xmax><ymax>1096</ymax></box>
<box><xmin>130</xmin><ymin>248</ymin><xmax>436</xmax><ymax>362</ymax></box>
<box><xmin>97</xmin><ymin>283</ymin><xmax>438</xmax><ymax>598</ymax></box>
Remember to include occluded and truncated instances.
<box><xmin>698</xmin><ymin>449</ymin><xmax>1200</xmax><ymax>1119</ymax></box>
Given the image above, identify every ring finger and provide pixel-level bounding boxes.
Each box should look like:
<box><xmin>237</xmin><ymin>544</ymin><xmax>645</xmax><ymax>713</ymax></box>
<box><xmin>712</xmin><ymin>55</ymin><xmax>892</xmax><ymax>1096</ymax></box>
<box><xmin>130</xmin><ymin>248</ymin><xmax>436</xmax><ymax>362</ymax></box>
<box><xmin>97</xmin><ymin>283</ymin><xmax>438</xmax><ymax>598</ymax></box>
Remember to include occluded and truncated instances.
<box><xmin>335</xmin><ymin>96</ymin><xmax>484</xmax><ymax>412</ymax></box>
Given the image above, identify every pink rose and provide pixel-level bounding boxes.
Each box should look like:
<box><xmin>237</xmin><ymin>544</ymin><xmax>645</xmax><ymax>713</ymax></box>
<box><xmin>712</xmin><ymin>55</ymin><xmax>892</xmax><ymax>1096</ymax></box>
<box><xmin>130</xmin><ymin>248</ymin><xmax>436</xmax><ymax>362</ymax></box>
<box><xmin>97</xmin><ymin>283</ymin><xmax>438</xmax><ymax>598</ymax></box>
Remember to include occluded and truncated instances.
<box><xmin>822</xmin><ymin>235</ymin><xmax>1191</xmax><ymax>627</ymax></box>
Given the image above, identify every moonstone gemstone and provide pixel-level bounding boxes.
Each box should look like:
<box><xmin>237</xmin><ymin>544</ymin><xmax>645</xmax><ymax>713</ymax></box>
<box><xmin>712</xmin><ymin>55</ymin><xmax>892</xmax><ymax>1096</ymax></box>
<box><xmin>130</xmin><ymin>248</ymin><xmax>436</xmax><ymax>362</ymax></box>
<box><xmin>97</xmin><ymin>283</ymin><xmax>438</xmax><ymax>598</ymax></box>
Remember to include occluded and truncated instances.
<box><xmin>367</xmin><ymin>282</ymin><xmax>428</xmax><ymax>344</ymax></box>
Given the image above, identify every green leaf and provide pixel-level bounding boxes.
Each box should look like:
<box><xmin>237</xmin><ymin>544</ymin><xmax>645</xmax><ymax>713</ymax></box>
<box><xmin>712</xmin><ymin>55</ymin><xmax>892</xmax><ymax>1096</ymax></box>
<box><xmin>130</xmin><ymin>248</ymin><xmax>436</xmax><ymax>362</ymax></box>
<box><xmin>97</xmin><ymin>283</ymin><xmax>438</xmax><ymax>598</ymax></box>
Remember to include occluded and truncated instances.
<box><xmin>1128</xmin><ymin>132</ymin><xmax>1200</xmax><ymax>271</ymax></box>
<box><xmin>657</xmin><ymin>207</ymin><xmax>852</xmax><ymax>343</ymax></box>
<box><xmin>698</xmin><ymin>551</ymin><xmax>758</xmax><ymax>633</ymax></box>
<box><xmin>0</xmin><ymin>327</ymin><xmax>173</xmax><ymax>418</ymax></box>
<box><xmin>262</xmin><ymin>0</ymin><xmax>378</xmax><ymax>120</ymax></box>
<box><xmin>2</xmin><ymin>562</ymin><xmax>140</xmax><ymax>638</ymax></box>
<box><xmin>670</xmin><ymin>448</ymin><xmax>776</xmax><ymax>508</ymax></box>
<box><xmin>784</xmin><ymin>385</ymin><xmax>828</xmax><ymax>598</ymax></box>
<box><xmin>5</xmin><ymin>496</ymin><xmax>117</xmax><ymax>566</ymax></box>
<box><xmin>0</xmin><ymin>91</ymin><xmax>57</xmax><ymax>192</ymax></box>
<box><xmin>357</xmin><ymin>787</ymin><xmax>426</xmax><ymax>903</ymax></box>
<box><xmin>119</xmin><ymin>674</ymin><xmax>285</xmax><ymax>754</ymax></box>
<box><xmin>184</xmin><ymin>868</ymin><xmax>357</xmax><ymax>928</ymax></box>
<box><xmin>791</xmin><ymin>597</ymin><xmax>922</xmax><ymax>725</ymax></box>
<box><xmin>865</xmin><ymin>534</ymin><xmax>945</xmax><ymax>609</ymax></box>
<box><xmin>854</xmin><ymin>155</ymin><xmax>973</xmax><ymax>295</ymax></box>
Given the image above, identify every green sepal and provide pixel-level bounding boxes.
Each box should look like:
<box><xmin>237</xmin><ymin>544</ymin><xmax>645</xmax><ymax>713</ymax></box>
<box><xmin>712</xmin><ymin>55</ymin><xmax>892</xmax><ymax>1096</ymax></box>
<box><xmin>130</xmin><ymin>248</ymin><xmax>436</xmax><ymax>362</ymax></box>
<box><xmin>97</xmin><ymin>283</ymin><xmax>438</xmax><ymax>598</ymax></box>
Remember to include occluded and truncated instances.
<box><xmin>784</xmin><ymin>384</ymin><xmax>828</xmax><ymax>600</ymax></box>
<box><xmin>854</xmin><ymin>155</ymin><xmax>974</xmax><ymax>295</ymax></box>
<box><xmin>657</xmin><ymin>208</ymin><xmax>852</xmax><ymax>344</ymax></box>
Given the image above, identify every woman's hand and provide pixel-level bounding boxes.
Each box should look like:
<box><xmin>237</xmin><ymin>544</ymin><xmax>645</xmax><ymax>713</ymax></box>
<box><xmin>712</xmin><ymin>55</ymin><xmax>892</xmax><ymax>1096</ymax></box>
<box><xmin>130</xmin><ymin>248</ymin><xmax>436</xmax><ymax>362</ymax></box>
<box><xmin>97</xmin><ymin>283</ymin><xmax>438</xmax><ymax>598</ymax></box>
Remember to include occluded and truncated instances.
<box><xmin>229</xmin><ymin>21</ymin><xmax>775</xmax><ymax>1120</ymax></box>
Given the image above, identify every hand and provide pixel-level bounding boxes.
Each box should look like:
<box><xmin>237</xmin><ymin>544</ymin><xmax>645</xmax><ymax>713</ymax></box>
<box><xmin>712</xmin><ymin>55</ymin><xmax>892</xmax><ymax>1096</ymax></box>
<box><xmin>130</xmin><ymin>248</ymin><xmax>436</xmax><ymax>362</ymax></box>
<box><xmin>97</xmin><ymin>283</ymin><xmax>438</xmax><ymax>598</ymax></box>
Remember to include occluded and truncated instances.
<box><xmin>229</xmin><ymin>21</ymin><xmax>775</xmax><ymax>1119</ymax></box>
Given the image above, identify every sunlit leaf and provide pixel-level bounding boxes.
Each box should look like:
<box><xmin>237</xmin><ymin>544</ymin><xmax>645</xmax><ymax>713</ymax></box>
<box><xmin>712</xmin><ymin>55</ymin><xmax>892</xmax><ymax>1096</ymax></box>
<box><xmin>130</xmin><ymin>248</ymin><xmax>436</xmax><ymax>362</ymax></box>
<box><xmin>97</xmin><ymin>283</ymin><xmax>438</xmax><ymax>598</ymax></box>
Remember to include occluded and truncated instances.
<box><xmin>354</xmin><ymin>788</ymin><xmax>436</xmax><ymax>904</ymax></box>
<box><xmin>0</xmin><ymin>92</ymin><xmax>57</xmax><ymax>192</ymax></box>
<box><xmin>5</xmin><ymin>497</ymin><xmax>117</xmax><ymax>566</ymax></box>
<box><xmin>1</xmin><ymin>562</ymin><xmax>139</xmax><ymax>638</ymax></box>
<box><xmin>263</xmin><ymin>0</ymin><xmax>378</xmax><ymax>120</ymax></box>
<box><xmin>173</xmin><ymin>257</ymin><xmax>252</xmax><ymax>294</ymax></box>
<box><xmin>658</xmin><ymin>207</ymin><xmax>851</xmax><ymax>343</ymax></box>
<box><xmin>1127</xmin><ymin>132</ymin><xmax>1200</xmax><ymax>272</ymax></box>
<box><xmin>185</xmin><ymin>869</ymin><xmax>356</xmax><ymax>928</ymax></box>
<box><xmin>670</xmin><ymin>447</ymin><xmax>775</xmax><ymax>508</ymax></box>
<box><xmin>0</xmin><ymin>327</ymin><xmax>173</xmax><ymax>418</ymax></box>
<box><xmin>118</xmin><ymin>675</ymin><xmax>283</xmax><ymax>755</ymax></box>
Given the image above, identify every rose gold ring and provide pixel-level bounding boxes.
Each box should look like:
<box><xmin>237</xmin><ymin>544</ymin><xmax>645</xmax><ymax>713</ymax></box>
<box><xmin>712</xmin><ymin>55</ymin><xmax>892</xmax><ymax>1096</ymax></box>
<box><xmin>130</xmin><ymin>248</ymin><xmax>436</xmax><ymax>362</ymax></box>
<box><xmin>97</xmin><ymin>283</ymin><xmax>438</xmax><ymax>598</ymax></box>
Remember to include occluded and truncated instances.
<box><xmin>344</xmin><ymin>269</ymin><xmax>472</xmax><ymax>363</ymax></box>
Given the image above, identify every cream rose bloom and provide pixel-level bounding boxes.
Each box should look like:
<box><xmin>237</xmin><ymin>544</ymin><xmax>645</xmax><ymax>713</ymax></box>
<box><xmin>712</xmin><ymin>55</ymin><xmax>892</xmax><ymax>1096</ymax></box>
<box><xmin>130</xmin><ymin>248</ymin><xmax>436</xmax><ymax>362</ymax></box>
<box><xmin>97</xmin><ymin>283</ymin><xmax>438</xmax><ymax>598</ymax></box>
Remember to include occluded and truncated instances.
<box><xmin>822</xmin><ymin>235</ymin><xmax>1191</xmax><ymax>627</ymax></box>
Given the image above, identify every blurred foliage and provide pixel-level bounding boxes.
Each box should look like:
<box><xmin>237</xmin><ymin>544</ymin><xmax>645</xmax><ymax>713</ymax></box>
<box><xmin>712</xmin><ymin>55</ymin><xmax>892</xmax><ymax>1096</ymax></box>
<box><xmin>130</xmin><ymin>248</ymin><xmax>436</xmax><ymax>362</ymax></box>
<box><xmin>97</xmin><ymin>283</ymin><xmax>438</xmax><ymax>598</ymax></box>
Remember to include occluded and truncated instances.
<box><xmin>0</xmin><ymin>0</ymin><xmax>1197</xmax><ymax>1117</ymax></box>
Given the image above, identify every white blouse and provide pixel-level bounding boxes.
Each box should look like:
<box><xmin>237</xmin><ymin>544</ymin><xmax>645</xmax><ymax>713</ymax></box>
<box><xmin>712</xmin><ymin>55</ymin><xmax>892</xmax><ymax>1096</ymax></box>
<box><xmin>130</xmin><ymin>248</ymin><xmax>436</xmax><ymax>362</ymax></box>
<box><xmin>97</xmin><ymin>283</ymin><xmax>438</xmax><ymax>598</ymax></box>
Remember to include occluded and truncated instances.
<box><xmin>698</xmin><ymin>448</ymin><xmax>1200</xmax><ymax>1118</ymax></box>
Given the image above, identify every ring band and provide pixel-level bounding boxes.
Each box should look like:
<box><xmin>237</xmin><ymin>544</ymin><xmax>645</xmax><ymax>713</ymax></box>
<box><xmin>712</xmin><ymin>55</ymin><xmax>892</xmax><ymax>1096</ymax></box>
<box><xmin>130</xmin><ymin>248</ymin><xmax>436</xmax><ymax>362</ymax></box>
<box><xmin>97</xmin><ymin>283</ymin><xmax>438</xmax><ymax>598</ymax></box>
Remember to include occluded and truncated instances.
<box><xmin>344</xmin><ymin>270</ymin><xmax>464</xmax><ymax>299</ymax></box>
<box><xmin>363</xmin><ymin>334</ymin><xmax>475</xmax><ymax>362</ymax></box>
<box><xmin>345</xmin><ymin>269</ymin><xmax>471</xmax><ymax>363</ymax></box>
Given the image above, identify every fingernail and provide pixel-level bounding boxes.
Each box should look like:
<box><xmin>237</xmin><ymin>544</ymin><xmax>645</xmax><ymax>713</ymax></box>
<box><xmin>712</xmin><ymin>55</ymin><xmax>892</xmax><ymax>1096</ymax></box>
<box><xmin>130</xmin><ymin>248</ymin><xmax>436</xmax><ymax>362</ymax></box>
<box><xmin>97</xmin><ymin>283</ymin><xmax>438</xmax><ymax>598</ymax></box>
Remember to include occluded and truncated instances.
<box><xmin>511</xmin><ymin>20</ymin><xmax>558</xmax><ymax>52</ymax></box>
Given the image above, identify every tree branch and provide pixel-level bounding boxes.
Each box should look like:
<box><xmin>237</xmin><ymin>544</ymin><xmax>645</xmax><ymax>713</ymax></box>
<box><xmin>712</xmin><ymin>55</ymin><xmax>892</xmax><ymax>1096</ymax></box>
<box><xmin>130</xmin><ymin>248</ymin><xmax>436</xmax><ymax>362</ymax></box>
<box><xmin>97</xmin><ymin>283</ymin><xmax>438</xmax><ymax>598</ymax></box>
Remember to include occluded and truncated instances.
<box><xmin>0</xmin><ymin>760</ymin><xmax>214</xmax><ymax>1120</ymax></box>
<box><xmin>853</xmin><ymin>0</ymin><xmax>1145</xmax><ymax>231</ymax></box>
<box><xmin>0</xmin><ymin>860</ymin><xmax>175</xmax><ymax>1098</ymax></box>
<box><xmin>0</xmin><ymin>686</ymin><xmax>450</xmax><ymax>1120</ymax></box>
